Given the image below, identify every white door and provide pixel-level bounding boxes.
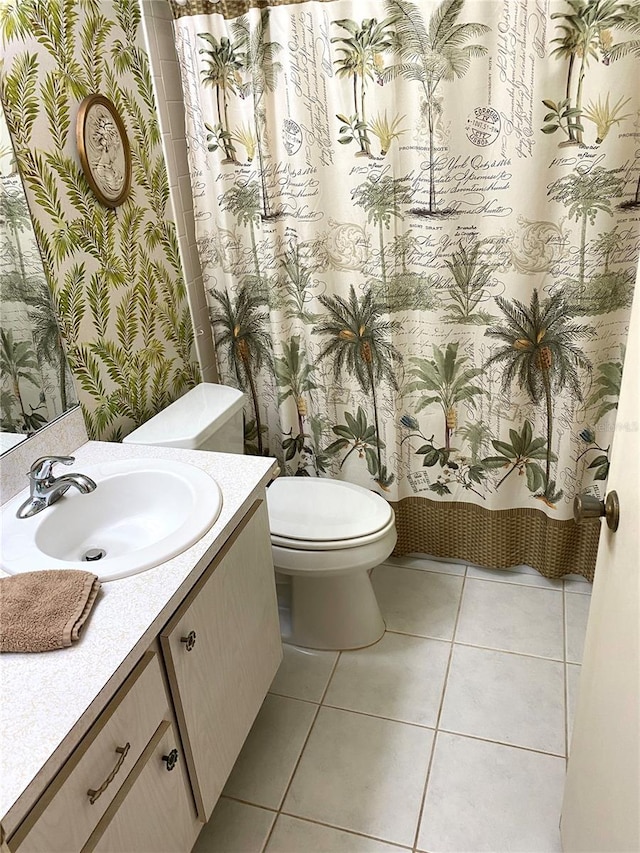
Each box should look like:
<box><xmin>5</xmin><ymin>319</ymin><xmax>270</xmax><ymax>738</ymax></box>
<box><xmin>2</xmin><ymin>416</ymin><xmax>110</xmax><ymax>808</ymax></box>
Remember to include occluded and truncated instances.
<box><xmin>561</xmin><ymin>268</ymin><xmax>640</xmax><ymax>852</ymax></box>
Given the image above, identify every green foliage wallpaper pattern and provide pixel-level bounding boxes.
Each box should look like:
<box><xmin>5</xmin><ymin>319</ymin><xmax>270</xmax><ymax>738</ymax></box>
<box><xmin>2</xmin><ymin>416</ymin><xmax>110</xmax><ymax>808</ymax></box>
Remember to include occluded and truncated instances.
<box><xmin>0</xmin><ymin>0</ymin><xmax>200</xmax><ymax>441</ymax></box>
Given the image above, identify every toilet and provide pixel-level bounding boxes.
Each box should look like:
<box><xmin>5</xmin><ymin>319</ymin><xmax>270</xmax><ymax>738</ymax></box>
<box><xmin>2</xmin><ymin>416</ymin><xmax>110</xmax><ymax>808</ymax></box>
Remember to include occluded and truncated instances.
<box><xmin>124</xmin><ymin>383</ymin><xmax>396</xmax><ymax>650</ymax></box>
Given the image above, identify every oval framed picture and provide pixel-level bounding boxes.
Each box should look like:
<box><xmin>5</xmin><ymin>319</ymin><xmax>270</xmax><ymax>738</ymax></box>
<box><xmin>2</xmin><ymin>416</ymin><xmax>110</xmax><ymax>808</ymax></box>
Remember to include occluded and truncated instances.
<box><xmin>76</xmin><ymin>94</ymin><xmax>131</xmax><ymax>208</ymax></box>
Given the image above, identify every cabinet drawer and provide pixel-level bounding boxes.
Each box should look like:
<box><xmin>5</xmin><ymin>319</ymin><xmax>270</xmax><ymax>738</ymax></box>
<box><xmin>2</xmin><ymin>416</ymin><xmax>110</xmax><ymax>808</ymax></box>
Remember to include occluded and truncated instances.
<box><xmin>11</xmin><ymin>652</ymin><xmax>170</xmax><ymax>853</ymax></box>
<box><xmin>84</xmin><ymin>721</ymin><xmax>199</xmax><ymax>853</ymax></box>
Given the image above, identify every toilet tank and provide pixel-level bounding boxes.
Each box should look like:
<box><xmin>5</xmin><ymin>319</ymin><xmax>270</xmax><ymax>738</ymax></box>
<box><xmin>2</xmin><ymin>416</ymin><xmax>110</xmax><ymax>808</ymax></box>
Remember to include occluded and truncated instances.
<box><xmin>122</xmin><ymin>383</ymin><xmax>246</xmax><ymax>454</ymax></box>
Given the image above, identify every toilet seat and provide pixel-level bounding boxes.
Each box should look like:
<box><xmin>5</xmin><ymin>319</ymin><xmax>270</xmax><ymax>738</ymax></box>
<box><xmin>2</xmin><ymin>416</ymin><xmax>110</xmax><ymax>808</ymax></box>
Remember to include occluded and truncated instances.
<box><xmin>267</xmin><ymin>477</ymin><xmax>393</xmax><ymax>550</ymax></box>
<box><xmin>271</xmin><ymin>519</ymin><xmax>397</xmax><ymax>578</ymax></box>
<box><xmin>270</xmin><ymin>514</ymin><xmax>396</xmax><ymax>551</ymax></box>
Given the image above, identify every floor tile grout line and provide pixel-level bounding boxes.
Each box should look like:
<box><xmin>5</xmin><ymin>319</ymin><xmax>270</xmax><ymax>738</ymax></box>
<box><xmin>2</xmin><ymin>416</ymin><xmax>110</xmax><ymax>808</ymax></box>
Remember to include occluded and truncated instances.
<box><xmin>383</xmin><ymin>560</ymin><xmax>569</xmax><ymax>591</ymax></box>
<box><xmin>276</xmin><ymin>809</ymin><xmax>413</xmax><ymax>850</ymax></box>
<box><xmin>564</xmin><ymin>660</ymin><xmax>570</xmax><ymax>766</ymax></box>
<box><xmin>451</xmin><ymin>640</ymin><xmax>565</xmax><ymax>663</ymax></box>
<box><xmin>258</xmin><ymin>701</ymin><xmax>322</xmax><ymax>853</ymax></box>
<box><xmin>259</xmin><ymin>810</ymin><xmax>283</xmax><ymax>852</ymax></box>
<box><xmin>319</xmin><ymin>701</ymin><xmax>437</xmax><ymax>731</ymax></box>
<box><xmin>319</xmin><ymin>650</ymin><xmax>342</xmax><ymax>705</ymax></box>
<box><xmin>267</xmin><ymin>690</ymin><xmax>321</xmax><ymax>706</ymax></box>
<box><xmin>259</xmin><ymin>652</ymin><xmax>343</xmax><ymax>853</ymax></box>
<box><xmin>397</xmin><ymin>558</ymin><xmax>591</xmax><ymax>583</ymax></box>
<box><xmin>563</xmin><ymin>581</ymin><xmax>570</xmax><ymax>763</ymax></box>
<box><xmin>383</xmin><ymin>629</ymin><xmax>452</xmax><ymax>646</ymax></box>
<box><xmin>438</xmin><ymin>569</ymin><xmax>467</xmax><ymax>727</ymax></box>
<box><xmin>464</xmin><ymin>575</ymin><xmax>564</xmax><ymax>592</ymax></box>
<box><xmin>271</xmin><ymin>679</ymin><xmax>565</xmax><ymax>745</ymax></box>
<box><xmin>222</xmin><ymin>793</ymin><xmax>415</xmax><ymax>851</ymax></box>
<box><xmin>435</xmin><ymin>728</ymin><xmax>567</xmax><ymax>759</ymax></box>
<box><xmin>411</xmin><ymin>569</ymin><xmax>468</xmax><ymax>852</ymax></box>
<box><xmin>382</xmin><ymin>561</ymin><xmax>466</xmax><ymax>578</ymax></box>
<box><xmin>221</xmin><ymin>714</ymin><xmax>567</xmax><ymax>817</ymax></box>
<box><xmin>275</xmin><ymin>630</ymin><xmax>556</xmax><ymax>733</ymax></box>
<box><xmin>387</xmin><ymin>558</ymin><xmax>592</xmax><ymax>588</ymax></box>
<box><xmin>383</xmin><ymin>630</ymin><xmax>565</xmax><ymax>663</ymax></box>
<box><xmin>263</xmin><ymin>693</ymin><xmax>567</xmax><ymax>760</ymax></box>
<box><xmin>220</xmin><ymin>794</ymin><xmax>278</xmax><ymax>813</ymax></box>
<box><xmin>445</xmin><ymin>575</ymin><xmax>566</xmax><ymax>762</ymax></box>
<box><xmin>384</xmin><ymin>628</ymin><xmax>460</xmax><ymax>644</ymax></box>
<box><xmin>410</xmin><ymin>734</ymin><xmax>439</xmax><ymax>853</ymax></box>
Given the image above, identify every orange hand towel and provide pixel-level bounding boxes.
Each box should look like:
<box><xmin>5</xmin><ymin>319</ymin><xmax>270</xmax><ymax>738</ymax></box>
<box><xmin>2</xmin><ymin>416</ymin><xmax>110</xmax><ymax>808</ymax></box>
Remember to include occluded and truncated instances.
<box><xmin>0</xmin><ymin>570</ymin><xmax>101</xmax><ymax>653</ymax></box>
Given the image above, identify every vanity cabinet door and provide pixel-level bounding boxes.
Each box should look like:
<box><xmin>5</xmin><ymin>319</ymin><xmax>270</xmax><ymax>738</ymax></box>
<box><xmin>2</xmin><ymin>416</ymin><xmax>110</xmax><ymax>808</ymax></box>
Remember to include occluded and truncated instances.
<box><xmin>85</xmin><ymin>721</ymin><xmax>199</xmax><ymax>853</ymax></box>
<box><xmin>161</xmin><ymin>499</ymin><xmax>282</xmax><ymax>820</ymax></box>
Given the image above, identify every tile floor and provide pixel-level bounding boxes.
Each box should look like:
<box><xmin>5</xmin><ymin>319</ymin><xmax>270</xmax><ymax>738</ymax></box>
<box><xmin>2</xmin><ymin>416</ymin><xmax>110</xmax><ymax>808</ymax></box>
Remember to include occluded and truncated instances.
<box><xmin>193</xmin><ymin>557</ymin><xmax>592</xmax><ymax>853</ymax></box>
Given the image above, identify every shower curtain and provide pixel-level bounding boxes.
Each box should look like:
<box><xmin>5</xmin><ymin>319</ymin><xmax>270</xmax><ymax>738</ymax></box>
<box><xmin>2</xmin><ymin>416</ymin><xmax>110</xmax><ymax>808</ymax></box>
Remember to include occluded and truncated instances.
<box><xmin>170</xmin><ymin>0</ymin><xmax>640</xmax><ymax>579</ymax></box>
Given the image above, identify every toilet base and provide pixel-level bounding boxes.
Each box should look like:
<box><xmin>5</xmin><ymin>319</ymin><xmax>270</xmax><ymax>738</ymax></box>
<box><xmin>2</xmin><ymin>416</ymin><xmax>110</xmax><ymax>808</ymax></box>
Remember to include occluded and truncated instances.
<box><xmin>288</xmin><ymin>570</ymin><xmax>385</xmax><ymax>650</ymax></box>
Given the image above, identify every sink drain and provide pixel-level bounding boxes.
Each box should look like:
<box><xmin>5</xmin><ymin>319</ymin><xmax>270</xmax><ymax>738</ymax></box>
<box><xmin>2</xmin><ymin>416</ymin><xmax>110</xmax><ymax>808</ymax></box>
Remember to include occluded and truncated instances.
<box><xmin>83</xmin><ymin>547</ymin><xmax>106</xmax><ymax>562</ymax></box>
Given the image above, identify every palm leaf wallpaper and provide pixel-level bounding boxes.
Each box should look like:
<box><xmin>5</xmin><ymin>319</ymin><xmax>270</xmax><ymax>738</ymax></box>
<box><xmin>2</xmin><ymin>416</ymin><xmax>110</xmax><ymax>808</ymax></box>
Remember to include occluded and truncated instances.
<box><xmin>0</xmin><ymin>0</ymin><xmax>200</xmax><ymax>441</ymax></box>
<box><xmin>173</xmin><ymin>0</ymin><xmax>640</xmax><ymax>578</ymax></box>
<box><xmin>0</xmin><ymin>163</ymin><xmax>77</xmax><ymax>435</ymax></box>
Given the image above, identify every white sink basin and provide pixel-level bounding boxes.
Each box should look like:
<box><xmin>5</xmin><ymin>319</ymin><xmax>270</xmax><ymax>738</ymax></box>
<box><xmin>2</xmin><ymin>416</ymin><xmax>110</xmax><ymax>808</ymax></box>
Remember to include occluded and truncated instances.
<box><xmin>0</xmin><ymin>458</ymin><xmax>222</xmax><ymax>581</ymax></box>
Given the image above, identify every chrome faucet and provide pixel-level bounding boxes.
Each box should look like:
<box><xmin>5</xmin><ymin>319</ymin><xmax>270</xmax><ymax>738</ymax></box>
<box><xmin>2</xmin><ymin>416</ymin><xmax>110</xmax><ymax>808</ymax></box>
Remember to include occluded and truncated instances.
<box><xmin>16</xmin><ymin>456</ymin><xmax>97</xmax><ymax>519</ymax></box>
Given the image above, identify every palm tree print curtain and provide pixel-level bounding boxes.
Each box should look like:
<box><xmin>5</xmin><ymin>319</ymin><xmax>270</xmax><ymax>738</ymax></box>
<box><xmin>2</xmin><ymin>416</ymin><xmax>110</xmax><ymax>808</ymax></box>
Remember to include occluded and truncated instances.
<box><xmin>172</xmin><ymin>0</ymin><xmax>640</xmax><ymax>579</ymax></box>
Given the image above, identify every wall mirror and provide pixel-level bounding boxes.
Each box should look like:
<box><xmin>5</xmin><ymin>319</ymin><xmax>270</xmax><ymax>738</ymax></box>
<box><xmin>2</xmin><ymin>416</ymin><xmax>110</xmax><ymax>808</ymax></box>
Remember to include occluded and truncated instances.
<box><xmin>0</xmin><ymin>103</ymin><xmax>78</xmax><ymax>454</ymax></box>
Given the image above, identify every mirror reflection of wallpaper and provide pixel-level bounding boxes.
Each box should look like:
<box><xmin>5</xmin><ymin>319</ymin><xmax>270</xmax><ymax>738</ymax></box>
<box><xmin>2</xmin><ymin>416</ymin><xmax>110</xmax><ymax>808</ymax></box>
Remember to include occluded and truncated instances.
<box><xmin>0</xmin><ymin>165</ymin><xmax>77</xmax><ymax>436</ymax></box>
<box><xmin>1</xmin><ymin>0</ymin><xmax>201</xmax><ymax>442</ymax></box>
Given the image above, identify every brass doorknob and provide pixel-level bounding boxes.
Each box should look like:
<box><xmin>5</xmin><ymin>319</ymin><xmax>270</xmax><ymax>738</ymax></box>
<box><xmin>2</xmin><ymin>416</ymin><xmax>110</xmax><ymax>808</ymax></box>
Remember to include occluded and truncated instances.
<box><xmin>573</xmin><ymin>491</ymin><xmax>620</xmax><ymax>531</ymax></box>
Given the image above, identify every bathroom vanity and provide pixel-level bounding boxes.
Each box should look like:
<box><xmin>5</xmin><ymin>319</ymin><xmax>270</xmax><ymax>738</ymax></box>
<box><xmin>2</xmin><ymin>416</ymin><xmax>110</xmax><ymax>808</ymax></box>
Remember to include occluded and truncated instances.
<box><xmin>0</xmin><ymin>441</ymin><xmax>282</xmax><ymax>852</ymax></box>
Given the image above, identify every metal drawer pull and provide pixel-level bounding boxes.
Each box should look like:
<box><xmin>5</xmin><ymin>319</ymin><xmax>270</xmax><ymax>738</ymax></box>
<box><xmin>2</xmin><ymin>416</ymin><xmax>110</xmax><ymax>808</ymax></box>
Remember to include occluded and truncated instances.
<box><xmin>87</xmin><ymin>743</ymin><xmax>130</xmax><ymax>804</ymax></box>
<box><xmin>180</xmin><ymin>630</ymin><xmax>196</xmax><ymax>651</ymax></box>
<box><xmin>162</xmin><ymin>748</ymin><xmax>179</xmax><ymax>771</ymax></box>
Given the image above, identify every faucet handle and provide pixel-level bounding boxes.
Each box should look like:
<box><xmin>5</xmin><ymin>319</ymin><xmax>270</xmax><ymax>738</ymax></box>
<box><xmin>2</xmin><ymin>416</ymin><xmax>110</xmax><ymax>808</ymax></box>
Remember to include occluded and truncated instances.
<box><xmin>28</xmin><ymin>456</ymin><xmax>75</xmax><ymax>481</ymax></box>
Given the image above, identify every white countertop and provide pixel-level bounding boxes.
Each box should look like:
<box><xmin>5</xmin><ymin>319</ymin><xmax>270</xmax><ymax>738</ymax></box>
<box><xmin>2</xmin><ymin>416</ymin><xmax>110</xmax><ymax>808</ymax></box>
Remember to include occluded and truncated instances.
<box><xmin>0</xmin><ymin>440</ymin><xmax>277</xmax><ymax>832</ymax></box>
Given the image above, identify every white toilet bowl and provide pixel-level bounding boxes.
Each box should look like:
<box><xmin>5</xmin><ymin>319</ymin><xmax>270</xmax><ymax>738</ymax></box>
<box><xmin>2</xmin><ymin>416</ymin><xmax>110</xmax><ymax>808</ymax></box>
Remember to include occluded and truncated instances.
<box><xmin>267</xmin><ymin>477</ymin><xmax>396</xmax><ymax>650</ymax></box>
<box><xmin>123</xmin><ymin>383</ymin><xmax>397</xmax><ymax>651</ymax></box>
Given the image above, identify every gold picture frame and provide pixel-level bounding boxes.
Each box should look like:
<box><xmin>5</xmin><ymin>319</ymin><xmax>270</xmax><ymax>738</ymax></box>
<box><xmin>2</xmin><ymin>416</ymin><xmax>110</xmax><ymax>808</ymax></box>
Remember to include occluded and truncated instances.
<box><xmin>76</xmin><ymin>94</ymin><xmax>131</xmax><ymax>208</ymax></box>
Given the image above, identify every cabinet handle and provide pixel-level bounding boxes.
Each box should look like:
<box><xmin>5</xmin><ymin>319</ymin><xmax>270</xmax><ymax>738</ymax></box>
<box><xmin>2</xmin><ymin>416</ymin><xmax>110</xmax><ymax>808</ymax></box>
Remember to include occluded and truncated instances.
<box><xmin>87</xmin><ymin>743</ymin><xmax>130</xmax><ymax>804</ymax></box>
<box><xmin>180</xmin><ymin>630</ymin><xmax>196</xmax><ymax>651</ymax></box>
<box><xmin>162</xmin><ymin>748</ymin><xmax>179</xmax><ymax>771</ymax></box>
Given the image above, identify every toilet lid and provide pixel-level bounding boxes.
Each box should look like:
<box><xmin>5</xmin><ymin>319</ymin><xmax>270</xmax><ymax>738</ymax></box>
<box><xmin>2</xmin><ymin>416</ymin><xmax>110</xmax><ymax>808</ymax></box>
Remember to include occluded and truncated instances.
<box><xmin>267</xmin><ymin>478</ymin><xmax>393</xmax><ymax>543</ymax></box>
